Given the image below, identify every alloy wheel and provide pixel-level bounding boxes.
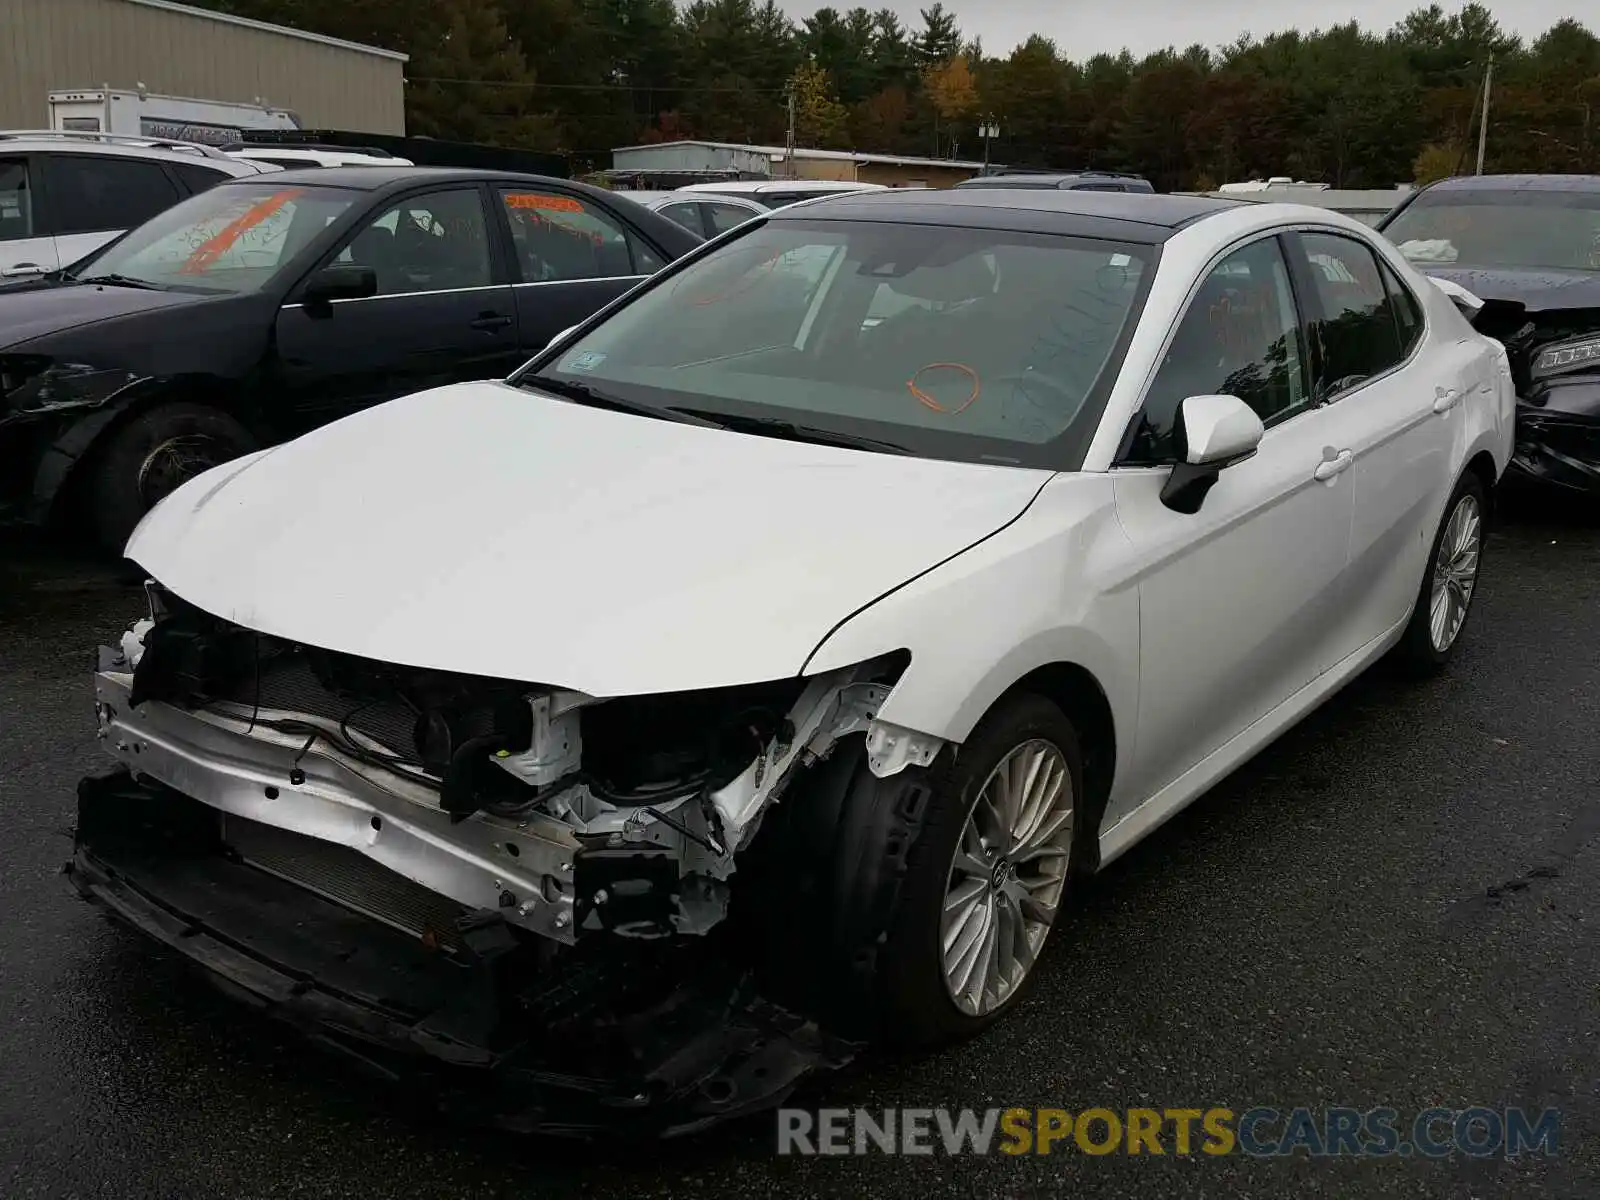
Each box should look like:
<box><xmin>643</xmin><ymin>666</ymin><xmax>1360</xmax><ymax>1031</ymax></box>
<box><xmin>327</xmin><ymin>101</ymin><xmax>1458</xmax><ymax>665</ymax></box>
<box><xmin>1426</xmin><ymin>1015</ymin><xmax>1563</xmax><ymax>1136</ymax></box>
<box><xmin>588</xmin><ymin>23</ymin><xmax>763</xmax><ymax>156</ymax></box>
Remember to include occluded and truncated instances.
<box><xmin>1429</xmin><ymin>492</ymin><xmax>1482</xmax><ymax>653</ymax></box>
<box><xmin>940</xmin><ymin>738</ymin><xmax>1074</xmax><ymax>1017</ymax></box>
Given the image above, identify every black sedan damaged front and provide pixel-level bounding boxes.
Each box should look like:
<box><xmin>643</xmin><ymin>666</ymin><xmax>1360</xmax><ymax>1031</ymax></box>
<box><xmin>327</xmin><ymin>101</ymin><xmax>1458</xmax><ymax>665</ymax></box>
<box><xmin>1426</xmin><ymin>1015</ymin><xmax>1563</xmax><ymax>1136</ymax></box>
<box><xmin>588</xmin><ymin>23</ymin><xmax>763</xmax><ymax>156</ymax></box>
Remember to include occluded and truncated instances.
<box><xmin>1377</xmin><ymin>175</ymin><xmax>1600</xmax><ymax>493</ymax></box>
<box><xmin>66</xmin><ymin>586</ymin><xmax>919</xmax><ymax>1135</ymax></box>
<box><xmin>1492</xmin><ymin>308</ymin><xmax>1600</xmax><ymax>492</ymax></box>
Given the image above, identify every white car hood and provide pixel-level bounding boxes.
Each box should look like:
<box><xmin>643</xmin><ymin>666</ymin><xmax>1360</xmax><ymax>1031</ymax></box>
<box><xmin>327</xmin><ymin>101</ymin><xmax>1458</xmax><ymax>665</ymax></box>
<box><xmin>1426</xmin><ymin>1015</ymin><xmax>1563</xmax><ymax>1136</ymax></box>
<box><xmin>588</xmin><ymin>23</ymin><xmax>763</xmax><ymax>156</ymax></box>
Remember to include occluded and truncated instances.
<box><xmin>128</xmin><ymin>381</ymin><xmax>1051</xmax><ymax>696</ymax></box>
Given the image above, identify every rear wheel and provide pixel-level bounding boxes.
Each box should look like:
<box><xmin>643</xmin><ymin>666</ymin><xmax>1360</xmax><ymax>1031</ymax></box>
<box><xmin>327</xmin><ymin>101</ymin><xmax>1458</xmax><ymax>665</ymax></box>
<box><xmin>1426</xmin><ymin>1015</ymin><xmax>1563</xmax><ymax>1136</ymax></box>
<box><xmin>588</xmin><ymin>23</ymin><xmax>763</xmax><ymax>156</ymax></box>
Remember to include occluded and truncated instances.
<box><xmin>1393</xmin><ymin>473</ymin><xmax>1486</xmax><ymax>674</ymax></box>
<box><xmin>85</xmin><ymin>403</ymin><xmax>256</xmax><ymax>554</ymax></box>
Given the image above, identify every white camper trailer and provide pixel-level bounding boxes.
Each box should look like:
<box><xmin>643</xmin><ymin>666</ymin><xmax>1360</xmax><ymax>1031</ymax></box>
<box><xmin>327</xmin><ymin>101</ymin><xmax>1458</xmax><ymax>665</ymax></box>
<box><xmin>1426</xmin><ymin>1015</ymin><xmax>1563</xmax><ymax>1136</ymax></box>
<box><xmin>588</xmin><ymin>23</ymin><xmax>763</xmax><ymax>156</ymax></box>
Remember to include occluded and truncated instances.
<box><xmin>48</xmin><ymin>87</ymin><xmax>300</xmax><ymax>146</ymax></box>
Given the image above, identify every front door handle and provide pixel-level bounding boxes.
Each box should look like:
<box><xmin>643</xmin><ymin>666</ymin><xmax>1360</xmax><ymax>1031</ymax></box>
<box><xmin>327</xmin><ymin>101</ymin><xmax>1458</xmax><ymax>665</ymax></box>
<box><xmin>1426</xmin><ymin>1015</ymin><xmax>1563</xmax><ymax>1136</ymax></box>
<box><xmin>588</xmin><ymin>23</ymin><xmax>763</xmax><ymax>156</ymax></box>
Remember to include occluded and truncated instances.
<box><xmin>470</xmin><ymin>312</ymin><xmax>513</xmax><ymax>332</ymax></box>
<box><xmin>1</xmin><ymin>263</ymin><xmax>44</xmax><ymax>277</ymax></box>
<box><xmin>1313</xmin><ymin>449</ymin><xmax>1353</xmax><ymax>481</ymax></box>
<box><xmin>1433</xmin><ymin>385</ymin><xmax>1461</xmax><ymax>414</ymax></box>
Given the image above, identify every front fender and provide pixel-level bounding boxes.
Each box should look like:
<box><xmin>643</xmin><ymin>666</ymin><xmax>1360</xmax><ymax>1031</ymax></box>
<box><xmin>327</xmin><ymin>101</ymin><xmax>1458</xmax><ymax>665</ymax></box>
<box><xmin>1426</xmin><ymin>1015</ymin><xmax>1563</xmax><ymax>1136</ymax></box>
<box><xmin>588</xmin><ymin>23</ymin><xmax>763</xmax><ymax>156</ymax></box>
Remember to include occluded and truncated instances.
<box><xmin>1</xmin><ymin>364</ymin><xmax>152</xmax><ymax>521</ymax></box>
<box><xmin>803</xmin><ymin>473</ymin><xmax>1139</xmax><ymax>793</ymax></box>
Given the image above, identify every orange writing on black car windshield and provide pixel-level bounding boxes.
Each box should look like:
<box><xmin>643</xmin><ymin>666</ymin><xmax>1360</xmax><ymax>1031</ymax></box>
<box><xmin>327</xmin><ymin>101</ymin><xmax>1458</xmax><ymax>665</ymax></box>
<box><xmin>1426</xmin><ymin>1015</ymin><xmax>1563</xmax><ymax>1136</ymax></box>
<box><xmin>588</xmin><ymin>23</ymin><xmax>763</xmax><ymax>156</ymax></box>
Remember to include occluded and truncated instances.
<box><xmin>178</xmin><ymin>188</ymin><xmax>304</xmax><ymax>275</ymax></box>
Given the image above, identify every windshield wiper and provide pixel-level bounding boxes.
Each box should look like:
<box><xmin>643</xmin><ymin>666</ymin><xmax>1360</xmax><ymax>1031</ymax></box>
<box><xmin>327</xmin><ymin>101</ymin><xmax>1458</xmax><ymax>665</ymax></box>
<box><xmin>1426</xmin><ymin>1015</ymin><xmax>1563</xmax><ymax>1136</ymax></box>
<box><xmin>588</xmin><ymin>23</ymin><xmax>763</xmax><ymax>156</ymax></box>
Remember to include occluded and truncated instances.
<box><xmin>666</xmin><ymin>407</ymin><xmax>911</xmax><ymax>455</ymax></box>
<box><xmin>519</xmin><ymin>375</ymin><xmax>724</xmax><ymax>427</ymax></box>
<box><xmin>75</xmin><ymin>273</ymin><xmax>162</xmax><ymax>291</ymax></box>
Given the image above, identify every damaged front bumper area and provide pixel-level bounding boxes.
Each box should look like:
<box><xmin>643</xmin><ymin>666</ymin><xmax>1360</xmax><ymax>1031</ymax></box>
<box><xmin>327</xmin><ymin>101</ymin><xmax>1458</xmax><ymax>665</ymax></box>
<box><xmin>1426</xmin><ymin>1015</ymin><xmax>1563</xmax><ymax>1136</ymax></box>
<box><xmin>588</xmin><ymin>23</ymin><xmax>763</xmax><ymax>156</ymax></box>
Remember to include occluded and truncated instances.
<box><xmin>70</xmin><ymin>588</ymin><xmax>941</xmax><ymax>1132</ymax></box>
<box><xmin>1481</xmin><ymin>314</ymin><xmax>1600</xmax><ymax>493</ymax></box>
<box><xmin>67</xmin><ymin>769</ymin><xmax>855</xmax><ymax>1136</ymax></box>
<box><xmin>1510</xmin><ymin>382</ymin><xmax>1600</xmax><ymax>492</ymax></box>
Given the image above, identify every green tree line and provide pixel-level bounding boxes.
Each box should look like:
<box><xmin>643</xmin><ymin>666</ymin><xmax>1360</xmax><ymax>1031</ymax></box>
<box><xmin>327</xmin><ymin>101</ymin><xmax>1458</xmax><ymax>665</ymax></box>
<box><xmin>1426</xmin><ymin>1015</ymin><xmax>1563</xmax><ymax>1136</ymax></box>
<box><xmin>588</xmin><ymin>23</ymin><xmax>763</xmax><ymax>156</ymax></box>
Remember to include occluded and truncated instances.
<box><xmin>192</xmin><ymin>0</ymin><xmax>1600</xmax><ymax>188</ymax></box>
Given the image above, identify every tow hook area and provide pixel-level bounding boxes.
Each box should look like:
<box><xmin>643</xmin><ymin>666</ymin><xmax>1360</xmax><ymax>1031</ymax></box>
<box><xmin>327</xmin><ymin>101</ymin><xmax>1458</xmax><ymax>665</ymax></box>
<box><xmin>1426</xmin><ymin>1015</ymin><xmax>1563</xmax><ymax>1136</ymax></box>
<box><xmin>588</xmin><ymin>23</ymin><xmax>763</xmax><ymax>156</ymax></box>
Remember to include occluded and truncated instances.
<box><xmin>66</xmin><ymin>768</ymin><xmax>860</xmax><ymax>1138</ymax></box>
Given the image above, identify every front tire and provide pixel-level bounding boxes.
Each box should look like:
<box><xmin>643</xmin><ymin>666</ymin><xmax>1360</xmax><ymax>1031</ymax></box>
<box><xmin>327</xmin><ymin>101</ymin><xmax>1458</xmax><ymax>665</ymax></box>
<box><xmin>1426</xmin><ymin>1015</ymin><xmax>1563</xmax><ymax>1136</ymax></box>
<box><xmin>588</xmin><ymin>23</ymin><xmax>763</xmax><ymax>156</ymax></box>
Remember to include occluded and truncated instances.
<box><xmin>85</xmin><ymin>402</ymin><xmax>256</xmax><ymax>554</ymax></box>
<box><xmin>751</xmin><ymin>693</ymin><xmax>1086</xmax><ymax>1046</ymax></box>
<box><xmin>1393</xmin><ymin>472</ymin><xmax>1486</xmax><ymax>674</ymax></box>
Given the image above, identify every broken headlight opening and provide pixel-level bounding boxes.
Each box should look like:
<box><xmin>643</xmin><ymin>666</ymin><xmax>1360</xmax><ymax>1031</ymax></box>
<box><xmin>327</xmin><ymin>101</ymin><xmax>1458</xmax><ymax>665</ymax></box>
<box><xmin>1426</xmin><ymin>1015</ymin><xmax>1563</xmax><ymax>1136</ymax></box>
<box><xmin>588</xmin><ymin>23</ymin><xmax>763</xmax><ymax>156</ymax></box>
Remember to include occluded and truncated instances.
<box><xmin>0</xmin><ymin>357</ymin><xmax>144</xmax><ymax>416</ymax></box>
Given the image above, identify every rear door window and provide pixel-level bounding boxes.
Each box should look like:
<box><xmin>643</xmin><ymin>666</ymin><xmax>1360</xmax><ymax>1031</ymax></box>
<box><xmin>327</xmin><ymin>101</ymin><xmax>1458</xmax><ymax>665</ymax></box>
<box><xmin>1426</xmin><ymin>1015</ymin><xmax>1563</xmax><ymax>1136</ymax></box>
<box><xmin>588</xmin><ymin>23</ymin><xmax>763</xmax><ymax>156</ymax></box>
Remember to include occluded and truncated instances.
<box><xmin>43</xmin><ymin>154</ymin><xmax>182</xmax><ymax>234</ymax></box>
<box><xmin>498</xmin><ymin>189</ymin><xmax>648</xmax><ymax>281</ymax></box>
<box><xmin>1294</xmin><ymin>232</ymin><xmax>1405</xmax><ymax>397</ymax></box>
<box><xmin>705</xmin><ymin>201</ymin><xmax>756</xmax><ymax>234</ymax></box>
<box><xmin>1378</xmin><ymin>257</ymin><xmax>1424</xmax><ymax>355</ymax></box>
<box><xmin>0</xmin><ymin>158</ymin><xmax>32</xmax><ymax>240</ymax></box>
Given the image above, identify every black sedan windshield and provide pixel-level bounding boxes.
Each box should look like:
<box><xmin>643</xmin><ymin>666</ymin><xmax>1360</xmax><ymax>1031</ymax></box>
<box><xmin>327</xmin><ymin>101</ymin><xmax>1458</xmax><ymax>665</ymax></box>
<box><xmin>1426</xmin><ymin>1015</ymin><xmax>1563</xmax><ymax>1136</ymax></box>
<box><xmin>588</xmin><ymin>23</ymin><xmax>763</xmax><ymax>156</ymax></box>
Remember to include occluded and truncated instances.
<box><xmin>1383</xmin><ymin>187</ymin><xmax>1600</xmax><ymax>273</ymax></box>
<box><xmin>526</xmin><ymin>218</ymin><xmax>1154</xmax><ymax>468</ymax></box>
<box><xmin>75</xmin><ymin>182</ymin><xmax>360</xmax><ymax>294</ymax></box>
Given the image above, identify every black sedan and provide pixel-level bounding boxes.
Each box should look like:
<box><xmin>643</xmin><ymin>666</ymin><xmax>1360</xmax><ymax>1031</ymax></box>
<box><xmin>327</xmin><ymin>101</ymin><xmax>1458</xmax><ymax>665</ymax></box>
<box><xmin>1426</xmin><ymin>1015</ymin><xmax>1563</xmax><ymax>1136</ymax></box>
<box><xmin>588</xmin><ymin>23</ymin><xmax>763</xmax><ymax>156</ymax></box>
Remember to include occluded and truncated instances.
<box><xmin>1377</xmin><ymin>173</ymin><xmax>1600</xmax><ymax>494</ymax></box>
<box><xmin>0</xmin><ymin>166</ymin><xmax>701</xmax><ymax>549</ymax></box>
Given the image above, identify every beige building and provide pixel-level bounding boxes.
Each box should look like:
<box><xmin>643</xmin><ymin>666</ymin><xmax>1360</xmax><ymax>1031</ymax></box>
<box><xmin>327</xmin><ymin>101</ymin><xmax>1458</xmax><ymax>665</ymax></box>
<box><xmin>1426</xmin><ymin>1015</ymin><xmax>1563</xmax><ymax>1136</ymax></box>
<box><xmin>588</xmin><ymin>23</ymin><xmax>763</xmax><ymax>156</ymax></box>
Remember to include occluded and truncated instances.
<box><xmin>611</xmin><ymin>140</ymin><xmax>989</xmax><ymax>189</ymax></box>
<box><xmin>0</xmin><ymin>0</ymin><xmax>407</xmax><ymax>134</ymax></box>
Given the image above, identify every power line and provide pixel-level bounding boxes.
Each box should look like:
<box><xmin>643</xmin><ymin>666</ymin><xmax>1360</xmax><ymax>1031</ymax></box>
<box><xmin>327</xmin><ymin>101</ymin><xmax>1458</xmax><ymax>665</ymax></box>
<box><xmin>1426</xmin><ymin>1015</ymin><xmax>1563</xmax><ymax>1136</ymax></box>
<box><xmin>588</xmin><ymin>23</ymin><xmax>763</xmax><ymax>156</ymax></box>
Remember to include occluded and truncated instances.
<box><xmin>405</xmin><ymin>75</ymin><xmax>790</xmax><ymax>94</ymax></box>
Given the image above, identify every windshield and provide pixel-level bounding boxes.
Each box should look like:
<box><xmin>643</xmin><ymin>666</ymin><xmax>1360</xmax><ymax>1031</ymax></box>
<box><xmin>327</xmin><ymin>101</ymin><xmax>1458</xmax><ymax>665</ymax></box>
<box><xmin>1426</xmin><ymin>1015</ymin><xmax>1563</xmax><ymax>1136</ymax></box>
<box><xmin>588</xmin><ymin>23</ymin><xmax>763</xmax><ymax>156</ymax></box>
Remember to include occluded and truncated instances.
<box><xmin>74</xmin><ymin>182</ymin><xmax>360</xmax><ymax>293</ymax></box>
<box><xmin>525</xmin><ymin>219</ymin><xmax>1154</xmax><ymax>468</ymax></box>
<box><xmin>1383</xmin><ymin>188</ymin><xmax>1600</xmax><ymax>273</ymax></box>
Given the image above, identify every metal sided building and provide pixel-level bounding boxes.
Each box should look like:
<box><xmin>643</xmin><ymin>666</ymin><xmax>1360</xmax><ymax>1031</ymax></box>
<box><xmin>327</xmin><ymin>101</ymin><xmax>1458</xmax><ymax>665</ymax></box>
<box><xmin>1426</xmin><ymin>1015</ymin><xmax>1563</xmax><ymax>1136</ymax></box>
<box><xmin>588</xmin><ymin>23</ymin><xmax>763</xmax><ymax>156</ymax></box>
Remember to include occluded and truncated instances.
<box><xmin>0</xmin><ymin>0</ymin><xmax>407</xmax><ymax>134</ymax></box>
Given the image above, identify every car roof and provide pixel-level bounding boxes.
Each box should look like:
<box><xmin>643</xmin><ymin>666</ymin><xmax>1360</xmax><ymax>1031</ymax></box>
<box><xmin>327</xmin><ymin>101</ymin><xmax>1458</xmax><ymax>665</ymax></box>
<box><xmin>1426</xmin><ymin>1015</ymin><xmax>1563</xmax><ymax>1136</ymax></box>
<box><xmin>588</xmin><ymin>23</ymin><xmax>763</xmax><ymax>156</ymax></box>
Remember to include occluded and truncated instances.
<box><xmin>1422</xmin><ymin>173</ymin><xmax>1600</xmax><ymax>194</ymax></box>
<box><xmin>957</xmin><ymin>172</ymin><xmax>1149</xmax><ymax>188</ymax></box>
<box><xmin>769</xmin><ymin>187</ymin><xmax>1241</xmax><ymax>242</ymax></box>
<box><xmin>682</xmin><ymin>180</ymin><xmax>889</xmax><ymax>195</ymax></box>
<box><xmin>215</xmin><ymin>164</ymin><xmax>588</xmax><ymax>191</ymax></box>
<box><xmin>0</xmin><ymin>131</ymin><xmax>270</xmax><ymax>174</ymax></box>
<box><xmin>204</xmin><ymin>164</ymin><xmax>705</xmax><ymax>256</ymax></box>
<box><xmin>665</xmin><ymin>192</ymin><xmax>765</xmax><ymax>208</ymax></box>
<box><xmin>228</xmin><ymin>147</ymin><xmax>413</xmax><ymax>168</ymax></box>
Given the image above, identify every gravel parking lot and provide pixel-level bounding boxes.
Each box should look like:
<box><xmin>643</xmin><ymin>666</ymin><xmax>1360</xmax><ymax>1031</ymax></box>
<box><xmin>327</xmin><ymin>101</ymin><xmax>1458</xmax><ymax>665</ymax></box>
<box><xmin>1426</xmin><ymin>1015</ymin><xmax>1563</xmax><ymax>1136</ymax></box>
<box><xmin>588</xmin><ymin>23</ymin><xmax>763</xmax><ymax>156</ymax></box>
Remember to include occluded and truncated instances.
<box><xmin>1</xmin><ymin>499</ymin><xmax>1595</xmax><ymax>1199</ymax></box>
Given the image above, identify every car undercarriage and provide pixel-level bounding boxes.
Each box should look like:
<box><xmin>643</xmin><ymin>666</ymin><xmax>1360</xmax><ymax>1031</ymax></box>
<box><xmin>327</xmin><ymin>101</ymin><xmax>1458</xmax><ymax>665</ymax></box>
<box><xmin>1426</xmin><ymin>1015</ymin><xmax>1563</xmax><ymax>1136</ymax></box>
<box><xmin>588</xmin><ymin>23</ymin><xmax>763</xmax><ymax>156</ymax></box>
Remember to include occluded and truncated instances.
<box><xmin>67</xmin><ymin>584</ymin><xmax>943</xmax><ymax>1134</ymax></box>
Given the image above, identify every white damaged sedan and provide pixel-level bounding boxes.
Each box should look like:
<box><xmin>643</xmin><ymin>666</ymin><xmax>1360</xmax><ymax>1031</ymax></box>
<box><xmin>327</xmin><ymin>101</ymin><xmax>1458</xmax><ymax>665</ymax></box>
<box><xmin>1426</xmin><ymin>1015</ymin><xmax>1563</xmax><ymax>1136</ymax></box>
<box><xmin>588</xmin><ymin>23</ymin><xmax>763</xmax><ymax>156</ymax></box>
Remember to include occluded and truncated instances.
<box><xmin>72</xmin><ymin>189</ymin><xmax>1513</xmax><ymax>1130</ymax></box>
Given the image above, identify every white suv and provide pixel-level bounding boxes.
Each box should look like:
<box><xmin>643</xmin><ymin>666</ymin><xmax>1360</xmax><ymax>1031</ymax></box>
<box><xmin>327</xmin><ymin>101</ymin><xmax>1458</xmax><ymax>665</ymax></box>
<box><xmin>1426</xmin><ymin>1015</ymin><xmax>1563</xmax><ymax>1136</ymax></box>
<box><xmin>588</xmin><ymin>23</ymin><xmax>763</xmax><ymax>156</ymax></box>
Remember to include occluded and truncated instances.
<box><xmin>0</xmin><ymin>131</ymin><xmax>276</xmax><ymax>281</ymax></box>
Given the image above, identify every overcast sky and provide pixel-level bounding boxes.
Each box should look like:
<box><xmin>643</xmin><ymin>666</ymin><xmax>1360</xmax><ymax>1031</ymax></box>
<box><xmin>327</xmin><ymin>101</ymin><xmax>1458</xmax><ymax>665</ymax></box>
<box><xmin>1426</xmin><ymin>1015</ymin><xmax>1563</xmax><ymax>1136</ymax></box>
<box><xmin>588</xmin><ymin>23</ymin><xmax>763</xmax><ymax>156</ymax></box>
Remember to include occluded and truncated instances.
<box><xmin>783</xmin><ymin>0</ymin><xmax>1580</xmax><ymax>59</ymax></box>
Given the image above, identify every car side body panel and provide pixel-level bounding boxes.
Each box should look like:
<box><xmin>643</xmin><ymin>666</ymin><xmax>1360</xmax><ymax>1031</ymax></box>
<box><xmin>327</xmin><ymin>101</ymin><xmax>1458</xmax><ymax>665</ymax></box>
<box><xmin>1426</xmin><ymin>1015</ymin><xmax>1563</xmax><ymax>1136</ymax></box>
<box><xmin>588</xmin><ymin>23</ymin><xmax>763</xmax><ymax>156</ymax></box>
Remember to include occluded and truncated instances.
<box><xmin>804</xmin><ymin>472</ymin><xmax>1141</xmax><ymax>791</ymax></box>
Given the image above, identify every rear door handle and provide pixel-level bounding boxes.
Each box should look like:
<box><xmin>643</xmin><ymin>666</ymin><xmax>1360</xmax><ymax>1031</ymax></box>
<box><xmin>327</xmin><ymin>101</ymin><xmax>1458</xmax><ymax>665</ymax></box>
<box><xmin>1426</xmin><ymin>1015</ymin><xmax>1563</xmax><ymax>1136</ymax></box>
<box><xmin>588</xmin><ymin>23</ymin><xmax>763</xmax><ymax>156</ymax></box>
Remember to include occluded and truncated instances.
<box><xmin>1433</xmin><ymin>385</ymin><xmax>1461</xmax><ymax>413</ymax></box>
<box><xmin>469</xmin><ymin>313</ymin><xmax>513</xmax><ymax>332</ymax></box>
<box><xmin>1313</xmin><ymin>449</ymin><xmax>1353</xmax><ymax>481</ymax></box>
<box><xmin>1</xmin><ymin>264</ymin><xmax>44</xmax><ymax>277</ymax></box>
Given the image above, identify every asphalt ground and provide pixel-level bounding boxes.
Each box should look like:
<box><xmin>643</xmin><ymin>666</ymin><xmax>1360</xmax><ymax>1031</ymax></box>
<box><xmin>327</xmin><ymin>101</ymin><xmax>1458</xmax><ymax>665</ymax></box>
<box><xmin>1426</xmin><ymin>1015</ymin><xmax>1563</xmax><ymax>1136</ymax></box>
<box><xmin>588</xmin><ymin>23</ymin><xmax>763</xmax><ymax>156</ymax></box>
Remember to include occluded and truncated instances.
<box><xmin>1</xmin><ymin>495</ymin><xmax>1595</xmax><ymax>1199</ymax></box>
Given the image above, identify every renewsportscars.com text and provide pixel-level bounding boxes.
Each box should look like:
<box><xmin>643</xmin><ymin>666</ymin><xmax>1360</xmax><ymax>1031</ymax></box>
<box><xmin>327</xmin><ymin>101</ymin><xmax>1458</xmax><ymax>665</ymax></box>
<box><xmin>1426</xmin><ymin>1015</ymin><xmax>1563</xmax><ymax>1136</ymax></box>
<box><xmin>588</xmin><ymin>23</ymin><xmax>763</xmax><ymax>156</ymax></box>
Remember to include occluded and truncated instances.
<box><xmin>776</xmin><ymin>1105</ymin><xmax>1562</xmax><ymax>1158</ymax></box>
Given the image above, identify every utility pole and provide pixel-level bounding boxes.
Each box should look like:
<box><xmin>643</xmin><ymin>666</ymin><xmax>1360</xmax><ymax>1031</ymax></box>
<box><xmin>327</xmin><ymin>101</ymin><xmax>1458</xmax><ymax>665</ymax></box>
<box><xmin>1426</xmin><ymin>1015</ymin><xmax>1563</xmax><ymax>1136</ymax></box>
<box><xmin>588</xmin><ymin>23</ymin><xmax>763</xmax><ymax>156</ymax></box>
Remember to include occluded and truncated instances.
<box><xmin>1475</xmin><ymin>52</ymin><xmax>1494</xmax><ymax>175</ymax></box>
<box><xmin>785</xmin><ymin>88</ymin><xmax>797</xmax><ymax>180</ymax></box>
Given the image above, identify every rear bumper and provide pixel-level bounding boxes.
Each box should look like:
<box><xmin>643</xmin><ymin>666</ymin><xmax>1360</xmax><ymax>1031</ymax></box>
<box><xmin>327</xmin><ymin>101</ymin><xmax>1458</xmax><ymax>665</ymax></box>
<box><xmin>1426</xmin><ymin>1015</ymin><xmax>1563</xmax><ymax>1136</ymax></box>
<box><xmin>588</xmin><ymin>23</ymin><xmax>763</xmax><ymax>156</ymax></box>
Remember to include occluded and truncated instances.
<box><xmin>67</xmin><ymin>767</ymin><xmax>856</xmax><ymax>1137</ymax></box>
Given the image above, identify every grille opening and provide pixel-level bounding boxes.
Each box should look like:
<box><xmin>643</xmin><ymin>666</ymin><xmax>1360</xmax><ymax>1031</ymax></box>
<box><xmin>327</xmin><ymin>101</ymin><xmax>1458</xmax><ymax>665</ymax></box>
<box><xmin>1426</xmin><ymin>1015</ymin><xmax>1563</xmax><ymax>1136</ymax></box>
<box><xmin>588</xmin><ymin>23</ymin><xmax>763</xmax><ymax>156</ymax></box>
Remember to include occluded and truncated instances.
<box><xmin>222</xmin><ymin>814</ymin><xmax>468</xmax><ymax>951</ymax></box>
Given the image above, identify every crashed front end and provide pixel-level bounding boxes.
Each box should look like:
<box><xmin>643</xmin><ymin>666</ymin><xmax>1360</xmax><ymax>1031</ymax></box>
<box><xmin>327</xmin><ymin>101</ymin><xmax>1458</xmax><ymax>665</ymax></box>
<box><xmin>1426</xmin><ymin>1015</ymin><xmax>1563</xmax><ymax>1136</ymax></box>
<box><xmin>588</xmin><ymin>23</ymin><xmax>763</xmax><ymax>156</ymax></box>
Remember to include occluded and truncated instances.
<box><xmin>69</xmin><ymin>583</ymin><xmax>934</xmax><ymax>1135</ymax></box>
<box><xmin>1472</xmin><ymin>303</ymin><xmax>1600</xmax><ymax>493</ymax></box>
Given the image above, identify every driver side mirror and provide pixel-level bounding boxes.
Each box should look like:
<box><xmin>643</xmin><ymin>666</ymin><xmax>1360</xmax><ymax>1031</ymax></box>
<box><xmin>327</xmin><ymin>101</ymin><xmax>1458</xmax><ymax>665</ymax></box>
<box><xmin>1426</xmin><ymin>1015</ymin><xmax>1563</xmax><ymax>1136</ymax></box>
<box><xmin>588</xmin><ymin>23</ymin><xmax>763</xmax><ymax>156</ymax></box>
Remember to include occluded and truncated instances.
<box><xmin>302</xmin><ymin>265</ymin><xmax>378</xmax><ymax>314</ymax></box>
<box><xmin>1159</xmin><ymin>394</ymin><xmax>1264</xmax><ymax>514</ymax></box>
